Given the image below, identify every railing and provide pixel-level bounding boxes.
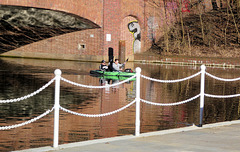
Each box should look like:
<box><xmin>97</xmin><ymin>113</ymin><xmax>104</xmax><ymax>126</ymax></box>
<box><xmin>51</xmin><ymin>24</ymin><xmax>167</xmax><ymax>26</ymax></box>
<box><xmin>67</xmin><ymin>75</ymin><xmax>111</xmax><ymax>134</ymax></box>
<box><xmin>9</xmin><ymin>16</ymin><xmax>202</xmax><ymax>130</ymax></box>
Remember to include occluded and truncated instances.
<box><xmin>1</xmin><ymin>65</ymin><xmax>240</xmax><ymax>148</ymax></box>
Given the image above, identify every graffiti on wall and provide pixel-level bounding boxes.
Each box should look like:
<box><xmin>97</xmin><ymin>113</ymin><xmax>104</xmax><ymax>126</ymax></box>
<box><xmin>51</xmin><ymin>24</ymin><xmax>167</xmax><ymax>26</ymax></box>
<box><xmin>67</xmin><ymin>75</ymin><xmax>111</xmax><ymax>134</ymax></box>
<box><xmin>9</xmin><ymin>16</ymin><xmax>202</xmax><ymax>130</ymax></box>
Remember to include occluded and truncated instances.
<box><xmin>166</xmin><ymin>2</ymin><xmax>178</xmax><ymax>13</ymax></box>
<box><xmin>165</xmin><ymin>0</ymin><xmax>190</xmax><ymax>13</ymax></box>
<box><xmin>163</xmin><ymin>1</ymin><xmax>190</xmax><ymax>26</ymax></box>
<box><xmin>182</xmin><ymin>0</ymin><xmax>191</xmax><ymax>12</ymax></box>
<box><xmin>128</xmin><ymin>21</ymin><xmax>141</xmax><ymax>53</ymax></box>
<box><xmin>164</xmin><ymin>2</ymin><xmax>177</xmax><ymax>26</ymax></box>
<box><xmin>147</xmin><ymin>17</ymin><xmax>159</xmax><ymax>43</ymax></box>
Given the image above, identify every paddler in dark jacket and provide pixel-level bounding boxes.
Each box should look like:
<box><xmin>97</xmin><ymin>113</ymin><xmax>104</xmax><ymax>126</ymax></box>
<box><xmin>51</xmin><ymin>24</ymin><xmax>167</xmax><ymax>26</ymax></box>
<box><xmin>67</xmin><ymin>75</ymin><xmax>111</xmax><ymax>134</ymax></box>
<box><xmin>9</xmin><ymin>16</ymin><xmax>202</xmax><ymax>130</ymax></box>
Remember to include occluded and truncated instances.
<box><xmin>99</xmin><ymin>60</ymin><xmax>108</xmax><ymax>71</ymax></box>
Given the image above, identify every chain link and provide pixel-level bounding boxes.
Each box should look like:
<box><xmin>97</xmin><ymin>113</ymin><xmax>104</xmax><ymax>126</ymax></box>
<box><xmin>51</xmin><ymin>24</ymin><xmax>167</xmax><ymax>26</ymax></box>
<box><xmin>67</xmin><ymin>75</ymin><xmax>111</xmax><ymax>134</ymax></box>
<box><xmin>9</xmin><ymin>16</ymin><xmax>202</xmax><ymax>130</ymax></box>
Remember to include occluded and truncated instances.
<box><xmin>60</xmin><ymin>75</ymin><xmax>136</xmax><ymax>89</ymax></box>
<box><xmin>206</xmin><ymin>72</ymin><xmax>240</xmax><ymax>82</ymax></box>
<box><xmin>141</xmin><ymin>71</ymin><xmax>201</xmax><ymax>83</ymax></box>
<box><xmin>0</xmin><ymin>107</ymin><xmax>54</xmax><ymax>130</ymax></box>
<box><xmin>205</xmin><ymin>93</ymin><xmax>240</xmax><ymax>98</ymax></box>
<box><xmin>0</xmin><ymin>77</ymin><xmax>56</xmax><ymax>104</ymax></box>
<box><xmin>140</xmin><ymin>94</ymin><xmax>200</xmax><ymax>106</ymax></box>
<box><xmin>59</xmin><ymin>100</ymin><xmax>136</xmax><ymax>117</ymax></box>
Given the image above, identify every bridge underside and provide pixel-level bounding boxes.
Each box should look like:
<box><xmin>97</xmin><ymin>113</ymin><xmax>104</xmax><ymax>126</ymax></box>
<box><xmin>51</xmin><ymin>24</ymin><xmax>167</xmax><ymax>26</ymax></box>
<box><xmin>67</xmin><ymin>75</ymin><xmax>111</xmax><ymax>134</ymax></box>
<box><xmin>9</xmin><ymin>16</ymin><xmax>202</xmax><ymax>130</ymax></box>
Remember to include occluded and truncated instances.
<box><xmin>0</xmin><ymin>5</ymin><xmax>100</xmax><ymax>52</ymax></box>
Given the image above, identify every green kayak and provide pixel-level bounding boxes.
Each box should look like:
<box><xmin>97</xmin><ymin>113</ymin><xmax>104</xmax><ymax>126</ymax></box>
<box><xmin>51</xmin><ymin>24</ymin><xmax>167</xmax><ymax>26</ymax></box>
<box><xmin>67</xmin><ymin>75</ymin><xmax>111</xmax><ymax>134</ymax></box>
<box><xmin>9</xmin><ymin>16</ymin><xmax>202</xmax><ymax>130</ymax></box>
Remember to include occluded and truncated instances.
<box><xmin>93</xmin><ymin>75</ymin><xmax>136</xmax><ymax>81</ymax></box>
<box><xmin>90</xmin><ymin>70</ymin><xmax>136</xmax><ymax>77</ymax></box>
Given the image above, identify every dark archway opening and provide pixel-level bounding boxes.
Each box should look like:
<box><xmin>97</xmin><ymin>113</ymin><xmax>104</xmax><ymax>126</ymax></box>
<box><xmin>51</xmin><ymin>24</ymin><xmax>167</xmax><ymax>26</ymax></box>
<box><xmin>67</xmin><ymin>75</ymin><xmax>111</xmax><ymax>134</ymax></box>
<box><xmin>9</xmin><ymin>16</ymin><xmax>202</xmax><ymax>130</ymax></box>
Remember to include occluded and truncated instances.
<box><xmin>0</xmin><ymin>5</ymin><xmax>100</xmax><ymax>52</ymax></box>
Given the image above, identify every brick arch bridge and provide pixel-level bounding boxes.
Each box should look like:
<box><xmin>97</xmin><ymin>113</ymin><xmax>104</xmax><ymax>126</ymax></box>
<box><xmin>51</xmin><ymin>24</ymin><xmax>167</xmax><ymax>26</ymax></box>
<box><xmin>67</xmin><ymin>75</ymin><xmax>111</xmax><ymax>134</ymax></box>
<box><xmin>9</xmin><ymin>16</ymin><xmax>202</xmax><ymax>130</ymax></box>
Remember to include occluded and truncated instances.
<box><xmin>0</xmin><ymin>0</ymin><xmax>220</xmax><ymax>62</ymax></box>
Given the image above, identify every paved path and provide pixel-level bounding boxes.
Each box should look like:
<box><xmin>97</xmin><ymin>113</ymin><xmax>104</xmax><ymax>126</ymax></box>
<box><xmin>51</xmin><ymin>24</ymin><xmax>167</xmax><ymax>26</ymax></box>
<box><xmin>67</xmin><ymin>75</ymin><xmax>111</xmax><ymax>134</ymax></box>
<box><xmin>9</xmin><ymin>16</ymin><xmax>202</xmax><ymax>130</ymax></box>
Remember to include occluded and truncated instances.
<box><xmin>16</xmin><ymin>120</ymin><xmax>240</xmax><ymax>152</ymax></box>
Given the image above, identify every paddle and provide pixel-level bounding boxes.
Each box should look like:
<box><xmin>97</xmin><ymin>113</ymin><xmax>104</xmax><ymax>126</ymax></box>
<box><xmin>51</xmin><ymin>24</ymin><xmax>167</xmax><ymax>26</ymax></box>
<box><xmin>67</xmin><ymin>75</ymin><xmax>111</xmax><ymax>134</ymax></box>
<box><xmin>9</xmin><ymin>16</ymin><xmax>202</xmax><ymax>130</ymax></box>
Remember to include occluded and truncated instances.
<box><xmin>124</xmin><ymin>58</ymin><xmax>129</xmax><ymax>64</ymax></box>
<box><xmin>123</xmin><ymin>58</ymin><xmax>130</xmax><ymax>71</ymax></box>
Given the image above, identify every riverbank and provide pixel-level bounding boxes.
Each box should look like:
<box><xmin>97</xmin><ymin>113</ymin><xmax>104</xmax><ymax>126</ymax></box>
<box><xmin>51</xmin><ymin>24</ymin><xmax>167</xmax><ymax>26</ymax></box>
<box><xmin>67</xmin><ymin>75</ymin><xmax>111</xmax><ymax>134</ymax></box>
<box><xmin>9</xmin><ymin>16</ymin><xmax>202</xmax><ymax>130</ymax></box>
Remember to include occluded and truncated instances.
<box><xmin>15</xmin><ymin>120</ymin><xmax>240</xmax><ymax>152</ymax></box>
<box><xmin>134</xmin><ymin>53</ymin><xmax>240</xmax><ymax>68</ymax></box>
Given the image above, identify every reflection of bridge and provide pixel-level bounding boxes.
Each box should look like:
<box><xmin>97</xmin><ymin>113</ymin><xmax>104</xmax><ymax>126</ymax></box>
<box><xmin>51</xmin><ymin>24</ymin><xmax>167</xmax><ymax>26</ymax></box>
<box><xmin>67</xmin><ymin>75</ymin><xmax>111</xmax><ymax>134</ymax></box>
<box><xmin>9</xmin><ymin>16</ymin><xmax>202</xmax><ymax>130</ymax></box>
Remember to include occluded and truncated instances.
<box><xmin>0</xmin><ymin>0</ymin><xmax>224</xmax><ymax>62</ymax></box>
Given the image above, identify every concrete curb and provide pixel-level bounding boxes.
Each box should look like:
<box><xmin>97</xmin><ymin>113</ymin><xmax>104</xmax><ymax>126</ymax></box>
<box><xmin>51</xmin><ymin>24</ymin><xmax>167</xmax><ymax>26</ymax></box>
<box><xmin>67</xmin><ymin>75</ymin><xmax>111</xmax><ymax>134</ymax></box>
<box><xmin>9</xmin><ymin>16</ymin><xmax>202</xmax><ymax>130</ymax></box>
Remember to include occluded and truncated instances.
<box><xmin>14</xmin><ymin>120</ymin><xmax>240</xmax><ymax>152</ymax></box>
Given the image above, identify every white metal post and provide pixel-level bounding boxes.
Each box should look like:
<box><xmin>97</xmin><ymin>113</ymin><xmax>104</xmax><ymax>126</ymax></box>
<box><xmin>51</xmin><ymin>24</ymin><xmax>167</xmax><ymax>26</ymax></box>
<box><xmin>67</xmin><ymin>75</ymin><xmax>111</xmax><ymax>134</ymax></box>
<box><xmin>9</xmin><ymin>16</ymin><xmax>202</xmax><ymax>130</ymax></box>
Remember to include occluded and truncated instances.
<box><xmin>135</xmin><ymin>67</ymin><xmax>141</xmax><ymax>136</ymax></box>
<box><xmin>53</xmin><ymin>69</ymin><xmax>61</xmax><ymax>148</ymax></box>
<box><xmin>199</xmin><ymin>65</ymin><xmax>206</xmax><ymax>127</ymax></box>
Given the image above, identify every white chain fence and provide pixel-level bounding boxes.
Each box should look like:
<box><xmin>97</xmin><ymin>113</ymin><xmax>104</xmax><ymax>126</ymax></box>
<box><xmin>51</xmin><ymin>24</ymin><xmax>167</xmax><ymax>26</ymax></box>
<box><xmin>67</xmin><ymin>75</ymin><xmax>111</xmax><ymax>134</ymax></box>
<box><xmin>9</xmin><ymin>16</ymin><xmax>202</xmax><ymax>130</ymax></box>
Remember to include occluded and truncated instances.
<box><xmin>205</xmin><ymin>93</ymin><xmax>240</xmax><ymax>98</ymax></box>
<box><xmin>140</xmin><ymin>94</ymin><xmax>200</xmax><ymax>106</ymax></box>
<box><xmin>59</xmin><ymin>100</ymin><xmax>136</xmax><ymax>117</ymax></box>
<box><xmin>205</xmin><ymin>72</ymin><xmax>240</xmax><ymax>99</ymax></box>
<box><xmin>0</xmin><ymin>77</ymin><xmax>56</xmax><ymax>104</ymax></box>
<box><xmin>140</xmin><ymin>71</ymin><xmax>201</xmax><ymax>83</ymax></box>
<box><xmin>0</xmin><ymin>107</ymin><xmax>54</xmax><ymax>130</ymax></box>
<box><xmin>2</xmin><ymin>68</ymin><xmax>240</xmax><ymax>131</ymax></box>
<box><xmin>60</xmin><ymin>75</ymin><xmax>136</xmax><ymax>89</ymax></box>
<box><xmin>206</xmin><ymin>72</ymin><xmax>240</xmax><ymax>82</ymax></box>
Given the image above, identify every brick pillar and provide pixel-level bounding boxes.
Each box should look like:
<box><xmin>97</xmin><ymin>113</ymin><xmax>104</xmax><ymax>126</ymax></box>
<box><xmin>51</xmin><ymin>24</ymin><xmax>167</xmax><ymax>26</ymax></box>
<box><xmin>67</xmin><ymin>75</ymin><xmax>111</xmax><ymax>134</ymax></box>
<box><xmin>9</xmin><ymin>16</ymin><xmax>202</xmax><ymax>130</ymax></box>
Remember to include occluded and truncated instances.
<box><xmin>103</xmin><ymin>0</ymin><xmax>121</xmax><ymax>58</ymax></box>
<box><xmin>119</xmin><ymin>40</ymin><xmax>126</xmax><ymax>63</ymax></box>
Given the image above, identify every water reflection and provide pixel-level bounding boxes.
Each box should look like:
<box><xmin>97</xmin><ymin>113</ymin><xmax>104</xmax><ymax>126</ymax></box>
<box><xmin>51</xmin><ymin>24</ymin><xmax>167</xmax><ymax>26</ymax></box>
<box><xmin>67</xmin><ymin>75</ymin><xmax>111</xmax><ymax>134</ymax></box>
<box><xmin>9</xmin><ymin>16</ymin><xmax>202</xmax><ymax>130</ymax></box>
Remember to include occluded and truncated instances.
<box><xmin>0</xmin><ymin>57</ymin><xmax>239</xmax><ymax>151</ymax></box>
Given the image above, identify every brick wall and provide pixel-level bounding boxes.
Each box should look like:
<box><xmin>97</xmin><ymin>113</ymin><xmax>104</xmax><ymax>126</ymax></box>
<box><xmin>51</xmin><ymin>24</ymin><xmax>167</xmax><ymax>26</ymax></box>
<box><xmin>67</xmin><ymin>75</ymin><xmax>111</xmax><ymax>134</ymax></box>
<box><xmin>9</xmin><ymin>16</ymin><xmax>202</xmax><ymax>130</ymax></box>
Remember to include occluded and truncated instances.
<box><xmin>0</xmin><ymin>0</ymin><xmax>227</xmax><ymax>61</ymax></box>
<box><xmin>3</xmin><ymin>28</ymin><xmax>106</xmax><ymax>61</ymax></box>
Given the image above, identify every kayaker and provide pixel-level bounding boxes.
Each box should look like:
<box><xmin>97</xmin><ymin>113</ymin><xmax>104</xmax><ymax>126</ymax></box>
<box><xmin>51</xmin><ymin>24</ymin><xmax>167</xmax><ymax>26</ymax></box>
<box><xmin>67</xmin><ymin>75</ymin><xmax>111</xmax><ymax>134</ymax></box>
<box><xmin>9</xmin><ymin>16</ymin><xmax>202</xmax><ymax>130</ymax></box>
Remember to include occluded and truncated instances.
<box><xmin>112</xmin><ymin>59</ymin><xmax>125</xmax><ymax>71</ymax></box>
<box><xmin>99</xmin><ymin>60</ymin><xmax>108</xmax><ymax>71</ymax></box>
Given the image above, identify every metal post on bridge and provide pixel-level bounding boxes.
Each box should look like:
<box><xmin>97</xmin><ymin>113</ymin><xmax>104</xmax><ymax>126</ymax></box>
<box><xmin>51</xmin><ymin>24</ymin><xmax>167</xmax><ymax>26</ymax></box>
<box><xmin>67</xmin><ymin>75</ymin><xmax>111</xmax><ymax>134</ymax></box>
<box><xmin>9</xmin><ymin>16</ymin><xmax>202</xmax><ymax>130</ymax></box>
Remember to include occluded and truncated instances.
<box><xmin>53</xmin><ymin>69</ymin><xmax>61</xmax><ymax>148</ymax></box>
<box><xmin>199</xmin><ymin>65</ymin><xmax>206</xmax><ymax>127</ymax></box>
<box><xmin>135</xmin><ymin>67</ymin><xmax>141</xmax><ymax>136</ymax></box>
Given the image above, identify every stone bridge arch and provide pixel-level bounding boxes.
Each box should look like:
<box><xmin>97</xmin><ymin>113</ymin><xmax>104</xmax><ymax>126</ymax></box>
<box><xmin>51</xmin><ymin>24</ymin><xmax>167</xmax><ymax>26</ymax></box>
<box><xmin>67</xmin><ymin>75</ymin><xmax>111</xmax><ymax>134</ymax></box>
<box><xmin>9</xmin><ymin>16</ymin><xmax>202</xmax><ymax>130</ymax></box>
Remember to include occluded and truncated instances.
<box><xmin>0</xmin><ymin>0</ymin><xmax>103</xmax><ymax>26</ymax></box>
<box><xmin>0</xmin><ymin>1</ymin><xmax>104</xmax><ymax>61</ymax></box>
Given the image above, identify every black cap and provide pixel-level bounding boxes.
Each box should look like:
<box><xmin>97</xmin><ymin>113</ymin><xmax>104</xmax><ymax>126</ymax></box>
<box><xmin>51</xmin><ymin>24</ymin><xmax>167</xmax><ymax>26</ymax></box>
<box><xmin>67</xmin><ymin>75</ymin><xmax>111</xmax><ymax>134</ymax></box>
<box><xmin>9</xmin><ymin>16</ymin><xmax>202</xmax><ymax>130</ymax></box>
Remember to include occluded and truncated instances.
<box><xmin>101</xmin><ymin>60</ymin><xmax>105</xmax><ymax>63</ymax></box>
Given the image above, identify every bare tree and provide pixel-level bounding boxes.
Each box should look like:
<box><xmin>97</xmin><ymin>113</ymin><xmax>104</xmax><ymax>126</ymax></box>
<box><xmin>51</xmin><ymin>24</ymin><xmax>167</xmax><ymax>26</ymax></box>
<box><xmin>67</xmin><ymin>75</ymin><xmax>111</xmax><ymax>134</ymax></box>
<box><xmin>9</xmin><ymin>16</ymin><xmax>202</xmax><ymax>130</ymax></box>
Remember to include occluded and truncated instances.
<box><xmin>211</xmin><ymin>0</ymin><xmax>219</xmax><ymax>10</ymax></box>
<box><xmin>227</xmin><ymin>0</ymin><xmax>240</xmax><ymax>43</ymax></box>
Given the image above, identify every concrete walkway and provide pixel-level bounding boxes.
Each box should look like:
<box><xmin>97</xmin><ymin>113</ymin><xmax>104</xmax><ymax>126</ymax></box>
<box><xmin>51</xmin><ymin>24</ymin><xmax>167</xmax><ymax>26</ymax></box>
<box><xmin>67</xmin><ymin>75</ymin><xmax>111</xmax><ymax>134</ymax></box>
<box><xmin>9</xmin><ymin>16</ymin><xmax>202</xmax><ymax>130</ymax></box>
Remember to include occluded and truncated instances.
<box><xmin>16</xmin><ymin>120</ymin><xmax>240</xmax><ymax>152</ymax></box>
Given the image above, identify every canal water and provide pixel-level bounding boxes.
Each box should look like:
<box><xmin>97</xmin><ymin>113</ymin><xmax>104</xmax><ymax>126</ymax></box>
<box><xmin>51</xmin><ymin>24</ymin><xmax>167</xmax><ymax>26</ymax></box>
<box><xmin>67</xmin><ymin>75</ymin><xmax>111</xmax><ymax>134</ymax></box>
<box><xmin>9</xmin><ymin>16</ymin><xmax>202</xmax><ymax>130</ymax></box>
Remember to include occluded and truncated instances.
<box><xmin>0</xmin><ymin>57</ymin><xmax>239</xmax><ymax>151</ymax></box>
